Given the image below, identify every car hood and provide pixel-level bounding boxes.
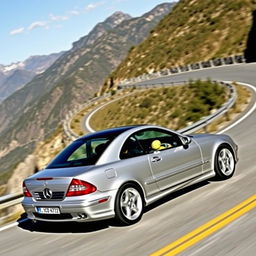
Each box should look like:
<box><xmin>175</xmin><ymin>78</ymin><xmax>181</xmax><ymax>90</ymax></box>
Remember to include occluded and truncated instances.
<box><xmin>189</xmin><ymin>133</ymin><xmax>218</xmax><ymax>139</ymax></box>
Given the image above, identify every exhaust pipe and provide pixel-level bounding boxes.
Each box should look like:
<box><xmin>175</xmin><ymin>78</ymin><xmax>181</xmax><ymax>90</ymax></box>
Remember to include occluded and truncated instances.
<box><xmin>78</xmin><ymin>213</ymin><xmax>87</xmax><ymax>219</ymax></box>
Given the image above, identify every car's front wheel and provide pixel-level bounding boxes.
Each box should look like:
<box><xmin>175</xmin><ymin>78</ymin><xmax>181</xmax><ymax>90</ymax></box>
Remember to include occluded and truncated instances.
<box><xmin>115</xmin><ymin>184</ymin><xmax>144</xmax><ymax>225</ymax></box>
<box><xmin>214</xmin><ymin>145</ymin><xmax>236</xmax><ymax>180</ymax></box>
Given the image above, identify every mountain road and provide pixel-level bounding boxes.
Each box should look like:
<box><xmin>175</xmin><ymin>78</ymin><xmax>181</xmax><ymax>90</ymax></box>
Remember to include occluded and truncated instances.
<box><xmin>0</xmin><ymin>63</ymin><xmax>255</xmax><ymax>256</ymax></box>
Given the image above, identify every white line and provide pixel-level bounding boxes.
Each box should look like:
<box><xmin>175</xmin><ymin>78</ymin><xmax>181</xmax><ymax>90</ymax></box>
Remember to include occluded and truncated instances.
<box><xmin>85</xmin><ymin>92</ymin><xmax>137</xmax><ymax>133</ymax></box>
<box><xmin>85</xmin><ymin>107</ymin><xmax>101</xmax><ymax>133</ymax></box>
<box><xmin>85</xmin><ymin>99</ymin><xmax>116</xmax><ymax>133</ymax></box>
<box><xmin>0</xmin><ymin>217</ymin><xmax>28</xmax><ymax>232</ymax></box>
<box><xmin>85</xmin><ymin>101</ymin><xmax>109</xmax><ymax>132</ymax></box>
<box><xmin>217</xmin><ymin>81</ymin><xmax>256</xmax><ymax>134</ymax></box>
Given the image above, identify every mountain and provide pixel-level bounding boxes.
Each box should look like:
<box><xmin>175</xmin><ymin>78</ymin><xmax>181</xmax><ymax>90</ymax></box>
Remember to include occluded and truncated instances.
<box><xmin>0</xmin><ymin>52</ymin><xmax>64</xmax><ymax>75</ymax></box>
<box><xmin>0</xmin><ymin>3</ymin><xmax>174</xmax><ymax>180</ymax></box>
<box><xmin>72</xmin><ymin>11</ymin><xmax>132</xmax><ymax>51</ymax></box>
<box><xmin>0</xmin><ymin>70</ymin><xmax>35</xmax><ymax>102</ymax></box>
<box><xmin>0</xmin><ymin>52</ymin><xmax>63</xmax><ymax>102</ymax></box>
<box><xmin>21</xmin><ymin>53</ymin><xmax>64</xmax><ymax>73</ymax></box>
<box><xmin>0</xmin><ymin>72</ymin><xmax>6</xmax><ymax>88</ymax></box>
<box><xmin>103</xmin><ymin>0</ymin><xmax>254</xmax><ymax>88</ymax></box>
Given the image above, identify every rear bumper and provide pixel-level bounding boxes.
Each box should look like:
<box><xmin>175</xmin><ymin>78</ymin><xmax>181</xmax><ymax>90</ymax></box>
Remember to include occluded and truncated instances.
<box><xmin>21</xmin><ymin>189</ymin><xmax>117</xmax><ymax>222</ymax></box>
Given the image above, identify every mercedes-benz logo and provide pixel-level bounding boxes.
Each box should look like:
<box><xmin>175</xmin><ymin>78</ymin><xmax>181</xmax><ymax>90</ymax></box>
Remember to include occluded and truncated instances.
<box><xmin>43</xmin><ymin>188</ymin><xmax>53</xmax><ymax>199</ymax></box>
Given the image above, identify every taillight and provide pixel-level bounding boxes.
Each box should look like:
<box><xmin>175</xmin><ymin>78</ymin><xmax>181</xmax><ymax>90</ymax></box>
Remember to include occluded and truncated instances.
<box><xmin>66</xmin><ymin>179</ymin><xmax>97</xmax><ymax>197</ymax></box>
<box><xmin>22</xmin><ymin>181</ymin><xmax>32</xmax><ymax>197</ymax></box>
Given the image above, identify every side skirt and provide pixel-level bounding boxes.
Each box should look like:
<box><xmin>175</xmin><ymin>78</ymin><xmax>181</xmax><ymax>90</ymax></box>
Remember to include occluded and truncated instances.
<box><xmin>145</xmin><ymin>170</ymin><xmax>215</xmax><ymax>206</ymax></box>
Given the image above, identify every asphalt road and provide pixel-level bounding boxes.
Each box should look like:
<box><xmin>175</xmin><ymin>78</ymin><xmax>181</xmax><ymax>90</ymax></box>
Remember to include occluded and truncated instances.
<box><xmin>1</xmin><ymin>63</ymin><xmax>256</xmax><ymax>256</ymax></box>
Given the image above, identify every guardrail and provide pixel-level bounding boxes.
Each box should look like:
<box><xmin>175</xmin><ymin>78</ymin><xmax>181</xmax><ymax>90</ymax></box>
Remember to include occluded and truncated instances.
<box><xmin>0</xmin><ymin>192</ymin><xmax>23</xmax><ymax>211</ymax></box>
<box><xmin>179</xmin><ymin>81</ymin><xmax>236</xmax><ymax>134</ymax></box>
<box><xmin>118</xmin><ymin>55</ymin><xmax>245</xmax><ymax>86</ymax></box>
<box><xmin>118</xmin><ymin>80</ymin><xmax>188</xmax><ymax>89</ymax></box>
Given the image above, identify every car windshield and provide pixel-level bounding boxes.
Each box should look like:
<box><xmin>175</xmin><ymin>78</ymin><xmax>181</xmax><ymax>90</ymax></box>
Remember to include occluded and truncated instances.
<box><xmin>47</xmin><ymin>137</ymin><xmax>112</xmax><ymax>168</ymax></box>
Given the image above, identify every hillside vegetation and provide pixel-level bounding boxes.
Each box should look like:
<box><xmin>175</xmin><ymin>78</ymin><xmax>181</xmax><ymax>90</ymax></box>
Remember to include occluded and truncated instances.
<box><xmin>103</xmin><ymin>0</ymin><xmax>254</xmax><ymax>90</ymax></box>
<box><xmin>91</xmin><ymin>80</ymin><xmax>227</xmax><ymax>131</ymax></box>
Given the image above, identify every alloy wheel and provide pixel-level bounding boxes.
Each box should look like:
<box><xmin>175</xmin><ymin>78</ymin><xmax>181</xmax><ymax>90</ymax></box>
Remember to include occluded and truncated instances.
<box><xmin>218</xmin><ymin>148</ymin><xmax>235</xmax><ymax>176</ymax></box>
<box><xmin>120</xmin><ymin>187</ymin><xmax>143</xmax><ymax>221</ymax></box>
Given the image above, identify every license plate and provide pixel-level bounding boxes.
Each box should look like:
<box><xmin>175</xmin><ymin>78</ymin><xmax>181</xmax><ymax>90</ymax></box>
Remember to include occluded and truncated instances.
<box><xmin>37</xmin><ymin>207</ymin><xmax>60</xmax><ymax>214</ymax></box>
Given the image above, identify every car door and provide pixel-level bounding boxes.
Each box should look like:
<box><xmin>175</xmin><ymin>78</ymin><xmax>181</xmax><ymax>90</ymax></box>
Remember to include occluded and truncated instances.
<box><xmin>134</xmin><ymin>128</ymin><xmax>203</xmax><ymax>191</ymax></box>
<box><xmin>119</xmin><ymin>135</ymin><xmax>160</xmax><ymax>197</ymax></box>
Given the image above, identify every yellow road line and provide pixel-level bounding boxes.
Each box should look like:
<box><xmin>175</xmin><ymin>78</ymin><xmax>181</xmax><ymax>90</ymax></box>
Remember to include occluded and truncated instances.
<box><xmin>151</xmin><ymin>194</ymin><xmax>256</xmax><ymax>256</ymax></box>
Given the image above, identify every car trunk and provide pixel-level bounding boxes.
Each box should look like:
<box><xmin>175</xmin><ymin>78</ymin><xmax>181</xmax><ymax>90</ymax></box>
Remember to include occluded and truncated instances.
<box><xmin>25</xmin><ymin>166</ymin><xmax>94</xmax><ymax>201</ymax></box>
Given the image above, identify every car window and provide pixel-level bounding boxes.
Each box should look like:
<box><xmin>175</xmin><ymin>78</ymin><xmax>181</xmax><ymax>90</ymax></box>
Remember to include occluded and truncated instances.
<box><xmin>120</xmin><ymin>136</ymin><xmax>145</xmax><ymax>159</ymax></box>
<box><xmin>134</xmin><ymin>128</ymin><xmax>182</xmax><ymax>153</ymax></box>
<box><xmin>120</xmin><ymin>128</ymin><xmax>183</xmax><ymax>159</ymax></box>
<box><xmin>67</xmin><ymin>138</ymin><xmax>108</xmax><ymax>162</ymax></box>
<box><xmin>48</xmin><ymin>137</ymin><xmax>110</xmax><ymax>168</ymax></box>
<box><xmin>68</xmin><ymin>143</ymin><xmax>87</xmax><ymax>161</ymax></box>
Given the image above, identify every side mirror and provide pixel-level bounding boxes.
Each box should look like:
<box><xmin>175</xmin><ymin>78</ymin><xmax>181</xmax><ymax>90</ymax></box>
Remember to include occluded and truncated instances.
<box><xmin>180</xmin><ymin>136</ymin><xmax>192</xmax><ymax>146</ymax></box>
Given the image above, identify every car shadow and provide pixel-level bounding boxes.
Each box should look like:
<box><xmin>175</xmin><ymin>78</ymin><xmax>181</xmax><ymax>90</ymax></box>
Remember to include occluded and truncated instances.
<box><xmin>18</xmin><ymin>213</ymin><xmax>111</xmax><ymax>233</ymax></box>
<box><xmin>18</xmin><ymin>180</ymin><xmax>210</xmax><ymax>233</ymax></box>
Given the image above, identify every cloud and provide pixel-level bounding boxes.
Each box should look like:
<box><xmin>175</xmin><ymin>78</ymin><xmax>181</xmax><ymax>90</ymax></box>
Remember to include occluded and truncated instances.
<box><xmin>9</xmin><ymin>1</ymin><xmax>106</xmax><ymax>36</ymax></box>
<box><xmin>9</xmin><ymin>27</ymin><xmax>25</xmax><ymax>35</ymax></box>
<box><xmin>28</xmin><ymin>21</ymin><xmax>48</xmax><ymax>31</ymax></box>
<box><xmin>49</xmin><ymin>14</ymin><xmax>69</xmax><ymax>21</ymax></box>
<box><xmin>69</xmin><ymin>10</ymin><xmax>80</xmax><ymax>16</ymax></box>
<box><xmin>55</xmin><ymin>24</ymin><xmax>63</xmax><ymax>29</ymax></box>
<box><xmin>85</xmin><ymin>1</ymin><xmax>105</xmax><ymax>11</ymax></box>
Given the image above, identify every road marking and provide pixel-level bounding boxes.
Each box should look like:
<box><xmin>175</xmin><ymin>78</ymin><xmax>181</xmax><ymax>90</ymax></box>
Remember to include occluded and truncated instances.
<box><xmin>85</xmin><ymin>91</ymin><xmax>137</xmax><ymax>132</ymax></box>
<box><xmin>150</xmin><ymin>194</ymin><xmax>256</xmax><ymax>256</ymax></box>
<box><xmin>218</xmin><ymin>81</ymin><xmax>256</xmax><ymax>134</ymax></box>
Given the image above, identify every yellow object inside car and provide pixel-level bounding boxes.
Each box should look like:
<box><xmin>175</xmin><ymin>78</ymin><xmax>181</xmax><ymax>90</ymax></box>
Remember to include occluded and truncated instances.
<box><xmin>151</xmin><ymin>140</ymin><xmax>171</xmax><ymax>151</ymax></box>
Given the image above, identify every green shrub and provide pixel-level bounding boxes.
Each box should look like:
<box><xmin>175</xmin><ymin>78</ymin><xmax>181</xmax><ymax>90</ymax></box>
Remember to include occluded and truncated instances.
<box><xmin>90</xmin><ymin>80</ymin><xmax>226</xmax><ymax>131</ymax></box>
<box><xmin>139</xmin><ymin>98</ymin><xmax>152</xmax><ymax>108</ymax></box>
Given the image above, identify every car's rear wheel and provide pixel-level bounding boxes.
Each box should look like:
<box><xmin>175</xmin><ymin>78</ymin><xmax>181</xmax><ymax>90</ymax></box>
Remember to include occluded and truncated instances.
<box><xmin>214</xmin><ymin>145</ymin><xmax>236</xmax><ymax>180</ymax></box>
<box><xmin>115</xmin><ymin>184</ymin><xmax>144</xmax><ymax>225</ymax></box>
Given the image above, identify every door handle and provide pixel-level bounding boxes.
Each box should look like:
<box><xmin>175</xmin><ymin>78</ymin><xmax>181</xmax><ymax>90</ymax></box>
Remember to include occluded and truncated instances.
<box><xmin>151</xmin><ymin>156</ymin><xmax>162</xmax><ymax>163</ymax></box>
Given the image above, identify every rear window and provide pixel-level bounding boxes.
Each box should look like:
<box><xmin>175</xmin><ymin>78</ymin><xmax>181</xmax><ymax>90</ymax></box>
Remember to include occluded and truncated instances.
<box><xmin>47</xmin><ymin>137</ymin><xmax>111</xmax><ymax>168</ymax></box>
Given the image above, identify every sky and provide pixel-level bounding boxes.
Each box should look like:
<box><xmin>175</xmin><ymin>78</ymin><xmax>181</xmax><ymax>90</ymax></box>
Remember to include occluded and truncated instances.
<box><xmin>1</xmin><ymin>0</ymin><xmax>176</xmax><ymax>65</ymax></box>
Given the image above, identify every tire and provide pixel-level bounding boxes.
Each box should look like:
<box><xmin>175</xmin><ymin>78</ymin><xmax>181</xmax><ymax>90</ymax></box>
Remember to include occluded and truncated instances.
<box><xmin>214</xmin><ymin>144</ymin><xmax>236</xmax><ymax>180</ymax></box>
<box><xmin>115</xmin><ymin>183</ymin><xmax>144</xmax><ymax>225</ymax></box>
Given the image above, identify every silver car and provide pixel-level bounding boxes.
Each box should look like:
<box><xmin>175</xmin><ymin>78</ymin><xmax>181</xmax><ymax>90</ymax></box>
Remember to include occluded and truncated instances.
<box><xmin>22</xmin><ymin>125</ymin><xmax>238</xmax><ymax>225</ymax></box>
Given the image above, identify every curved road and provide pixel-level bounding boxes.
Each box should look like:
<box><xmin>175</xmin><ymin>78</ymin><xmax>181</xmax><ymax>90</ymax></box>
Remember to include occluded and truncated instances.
<box><xmin>1</xmin><ymin>64</ymin><xmax>256</xmax><ymax>256</ymax></box>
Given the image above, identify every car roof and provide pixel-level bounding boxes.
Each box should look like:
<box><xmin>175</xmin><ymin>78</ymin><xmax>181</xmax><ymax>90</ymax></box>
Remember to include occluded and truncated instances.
<box><xmin>77</xmin><ymin>125</ymin><xmax>147</xmax><ymax>140</ymax></box>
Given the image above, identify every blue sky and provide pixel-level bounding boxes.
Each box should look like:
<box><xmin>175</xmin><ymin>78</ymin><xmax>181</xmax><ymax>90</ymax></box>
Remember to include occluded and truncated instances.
<box><xmin>1</xmin><ymin>0</ymin><xmax>176</xmax><ymax>65</ymax></box>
